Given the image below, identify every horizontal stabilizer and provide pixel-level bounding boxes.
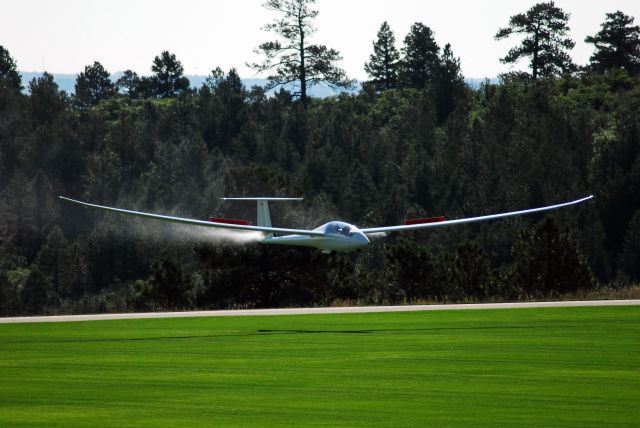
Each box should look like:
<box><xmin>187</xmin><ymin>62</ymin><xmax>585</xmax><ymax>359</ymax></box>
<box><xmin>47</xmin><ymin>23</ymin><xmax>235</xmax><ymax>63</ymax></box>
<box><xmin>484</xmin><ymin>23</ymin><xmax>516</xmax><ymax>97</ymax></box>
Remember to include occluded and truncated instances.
<box><xmin>221</xmin><ymin>197</ymin><xmax>303</xmax><ymax>201</ymax></box>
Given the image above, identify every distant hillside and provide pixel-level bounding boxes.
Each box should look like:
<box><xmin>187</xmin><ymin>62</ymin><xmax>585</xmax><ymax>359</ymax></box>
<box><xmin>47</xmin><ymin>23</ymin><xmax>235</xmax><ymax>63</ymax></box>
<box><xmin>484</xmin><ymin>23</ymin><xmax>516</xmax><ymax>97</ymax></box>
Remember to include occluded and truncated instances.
<box><xmin>18</xmin><ymin>71</ymin><xmax>358</xmax><ymax>97</ymax></box>
<box><xmin>19</xmin><ymin>71</ymin><xmax>495</xmax><ymax>96</ymax></box>
<box><xmin>465</xmin><ymin>77</ymin><xmax>498</xmax><ymax>88</ymax></box>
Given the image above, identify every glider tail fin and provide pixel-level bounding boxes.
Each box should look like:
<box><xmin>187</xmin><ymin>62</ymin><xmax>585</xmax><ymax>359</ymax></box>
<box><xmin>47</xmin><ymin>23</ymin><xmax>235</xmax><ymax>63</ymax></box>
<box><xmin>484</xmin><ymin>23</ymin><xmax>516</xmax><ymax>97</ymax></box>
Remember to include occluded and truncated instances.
<box><xmin>221</xmin><ymin>197</ymin><xmax>304</xmax><ymax>237</ymax></box>
<box><xmin>257</xmin><ymin>200</ymin><xmax>272</xmax><ymax>228</ymax></box>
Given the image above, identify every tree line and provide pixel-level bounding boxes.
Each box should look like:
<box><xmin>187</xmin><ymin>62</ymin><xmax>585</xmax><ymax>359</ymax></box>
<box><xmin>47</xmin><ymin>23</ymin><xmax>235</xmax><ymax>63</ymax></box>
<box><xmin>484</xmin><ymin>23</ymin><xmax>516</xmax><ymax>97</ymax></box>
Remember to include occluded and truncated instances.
<box><xmin>1</xmin><ymin>1</ymin><xmax>639</xmax><ymax>315</ymax></box>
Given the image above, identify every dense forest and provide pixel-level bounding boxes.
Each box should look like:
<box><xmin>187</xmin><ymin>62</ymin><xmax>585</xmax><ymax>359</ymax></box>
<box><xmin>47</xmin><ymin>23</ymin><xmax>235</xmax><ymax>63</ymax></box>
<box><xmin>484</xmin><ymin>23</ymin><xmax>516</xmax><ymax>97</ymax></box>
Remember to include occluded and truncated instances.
<box><xmin>1</xmin><ymin>1</ymin><xmax>640</xmax><ymax>315</ymax></box>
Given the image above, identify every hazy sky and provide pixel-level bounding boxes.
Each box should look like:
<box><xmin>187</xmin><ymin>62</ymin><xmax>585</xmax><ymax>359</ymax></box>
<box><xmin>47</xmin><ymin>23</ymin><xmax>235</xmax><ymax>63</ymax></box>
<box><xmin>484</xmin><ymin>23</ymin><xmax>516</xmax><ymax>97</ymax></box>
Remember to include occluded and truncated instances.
<box><xmin>2</xmin><ymin>0</ymin><xmax>639</xmax><ymax>79</ymax></box>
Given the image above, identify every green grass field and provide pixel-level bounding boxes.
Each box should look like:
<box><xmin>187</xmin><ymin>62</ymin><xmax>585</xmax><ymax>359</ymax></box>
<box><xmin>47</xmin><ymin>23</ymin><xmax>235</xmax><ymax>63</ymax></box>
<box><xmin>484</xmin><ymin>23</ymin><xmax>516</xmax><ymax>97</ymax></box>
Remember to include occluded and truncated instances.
<box><xmin>1</xmin><ymin>306</ymin><xmax>639</xmax><ymax>427</ymax></box>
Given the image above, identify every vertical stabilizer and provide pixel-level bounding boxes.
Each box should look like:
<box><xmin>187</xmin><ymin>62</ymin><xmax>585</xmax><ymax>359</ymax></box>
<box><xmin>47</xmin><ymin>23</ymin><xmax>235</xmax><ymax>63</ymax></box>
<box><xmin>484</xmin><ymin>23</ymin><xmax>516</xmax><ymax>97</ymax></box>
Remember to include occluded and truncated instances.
<box><xmin>257</xmin><ymin>200</ymin><xmax>272</xmax><ymax>238</ymax></box>
<box><xmin>221</xmin><ymin>197</ymin><xmax>303</xmax><ymax>239</ymax></box>
<box><xmin>257</xmin><ymin>200</ymin><xmax>272</xmax><ymax>227</ymax></box>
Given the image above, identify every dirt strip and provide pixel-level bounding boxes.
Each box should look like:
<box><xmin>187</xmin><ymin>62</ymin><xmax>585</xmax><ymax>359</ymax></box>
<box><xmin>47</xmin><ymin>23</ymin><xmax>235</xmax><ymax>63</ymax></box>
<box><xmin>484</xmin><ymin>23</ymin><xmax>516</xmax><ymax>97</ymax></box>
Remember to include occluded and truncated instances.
<box><xmin>1</xmin><ymin>299</ymin><xmax>639</xmax><ymax>324</ymax></box>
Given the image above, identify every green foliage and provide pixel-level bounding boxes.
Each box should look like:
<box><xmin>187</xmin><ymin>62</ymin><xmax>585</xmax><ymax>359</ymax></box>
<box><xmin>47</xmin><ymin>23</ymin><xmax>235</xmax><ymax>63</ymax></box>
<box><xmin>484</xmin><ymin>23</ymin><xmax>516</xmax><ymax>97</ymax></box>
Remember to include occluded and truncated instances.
<box><xmin>495</xmin><ymin>1</ymin><xmax>575</xmax><ymax>79</ymax></box>
<box><xmin>36</xmin><ymin>226</ymin><xmax>68</xmax><ymax>295</ymax></box>
<box><xmin>400</xmin><ymin>22</ymin><xmax>440</xmax><ymax>89</ymax></box>
<box><xmin>248</xmin><ymin>0</ymin><xmax>351</xmax><ymax>101</ymax></box>
<box><xmin>151</xmin><ymin>51</ymin><xmax>190</xmax><ymax>98</ymax></box>
<box><xmin>28</xmin><ymin>72</ymin><xmax>67</xmax><ymax>123</ymax></box>
<box><xmin>195</xmin><ymin>243</ymin><xmax>329</xmax><ymax>309</ymax></box>
<box><xmin>36</xmin><ymin>226</ymin><xmax>89</xmax><ymax>299</ymax></box>
<box><xmin>389</xmin><ymin>22</ymin><xmax>465</xmax><ymax>124</ymax></box>
<box><xmin>5</xmin><ymin>38</ymin><xmax>640</xmax><ymax>313</ymax></box>
<box><xmin>19</xmin><ymin>266</ymin><xmax>54</xmax><ymax>314</ymax></box>
<box><xmin>512</xmin><ymin>218</ymin><xmax>595</xmax><ymax>297</ymax></box>
<box><xmin>0</xmin><ymin>45</ymin><xmax>22</xmax><ymax>92</ymax></box>
<box><xmin>385</xmin><ymin>240</ymin><xmax>436</xmax><ymax>301</ymax></box>
<box><xmin>365</xmin><ymin>21</ymin><xmax>400</xmax><ymax>91</ymax></box>
<box><xmin>434</xmin><ymin>43</ymin><xmax>466</xmax><ymax>124</ymax></box>
<box><xmin>585</xmin><ymin>11</ymin><xmax>640</xmax><ymax>75</ymax></box>
<box><xmin>149</xmin><ymin>259</ymin><xmax>190</xmax><ymax>309</ymax></box>
<box><xmin>447</xmin><ymin>242</ymin><xmax>492</xmax><ymax>299</ymax></box>
<box><xmin>619</xmin><ymin>210</ymin><xmax>640</xmax><ymax>281</ymax></box>
<box><xmin>74</xmin><ymin>61</ymin><xmax>115</xmax><ymax>107</ymax></box>
<box><xmin>115</xmin><ymin>69</ymin><xmax>141</xmax><ymax>97</ymax></box>
<box><xmin>0</xmin><ymin>243</ymin><xmax>26</xmax><ymax>315</ymax></box>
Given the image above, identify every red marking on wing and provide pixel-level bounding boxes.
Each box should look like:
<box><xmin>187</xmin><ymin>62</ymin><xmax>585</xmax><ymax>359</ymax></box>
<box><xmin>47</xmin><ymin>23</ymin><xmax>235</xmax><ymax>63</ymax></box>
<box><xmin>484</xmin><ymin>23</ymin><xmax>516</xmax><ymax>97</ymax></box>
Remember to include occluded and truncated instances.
<box><xmin>403</xmin><ymin>216</ymin><xmax>446</xmax><ymax>225</ymax></box>
<box><xmin>209</xmin><ymin>217</ymin><xmax>251</xmax><ymax>225</ymax></box>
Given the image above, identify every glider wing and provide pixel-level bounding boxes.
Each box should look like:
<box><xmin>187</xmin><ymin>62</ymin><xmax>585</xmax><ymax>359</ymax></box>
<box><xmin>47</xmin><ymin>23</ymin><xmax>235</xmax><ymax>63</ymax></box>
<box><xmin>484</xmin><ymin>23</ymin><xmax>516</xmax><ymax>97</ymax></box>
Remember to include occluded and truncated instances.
<box><xmin>360</xmin><ymin>195</ymin><xmax>594</xmax><ymax>235</ymax></box>
<box><xmin>58</xmin><ymin>197</ymin><xmax>326</xmax><ymax>237</ymax></box>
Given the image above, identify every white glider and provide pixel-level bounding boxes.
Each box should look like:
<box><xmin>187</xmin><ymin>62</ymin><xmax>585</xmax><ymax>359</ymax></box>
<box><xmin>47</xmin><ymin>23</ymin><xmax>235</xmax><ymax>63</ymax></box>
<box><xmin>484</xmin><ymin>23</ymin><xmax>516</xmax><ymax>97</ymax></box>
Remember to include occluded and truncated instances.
<box><xmin>59</xmin><ymin>195</ymin><xmax>593</xmax><ymax>253</ymax></box>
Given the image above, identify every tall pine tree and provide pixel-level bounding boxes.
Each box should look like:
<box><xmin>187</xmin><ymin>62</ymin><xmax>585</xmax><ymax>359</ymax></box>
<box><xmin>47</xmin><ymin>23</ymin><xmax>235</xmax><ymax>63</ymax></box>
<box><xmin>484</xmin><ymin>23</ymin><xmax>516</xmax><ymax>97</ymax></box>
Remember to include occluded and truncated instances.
<box><xmin>495</xmin><ymin>1</ymin><xmax>575</xmax><ymax>79</ymax></box>
<box><xmin>115</xmin><ymin>70</ymin><xmax>141</xmax><ymax>97</ymax></box>
<box><xmin>74</xmin><ymin>61</ymin><xmax>115</xmax><ymax>107</ymax></box>
<box><xmin>365</xmin><ymin>21</ymin><xmax>400</xmax><ymax>91</ymax></box>
<box><xmin>585</xmin><ymin>11</ymin><xmax>640</xmax><ymax>75</ymax></box>
<box><xmin>248</xmin><ymin>0</ymin><xmax>351</xmax><ymax>102</ymax></box>
<box><xmin>151</xmin><ymin>51</ymin><xmax>190</xmax><ymax>98</ymax></box>
<box><xmin>434</xmin><ymin>43</ymin><xmax>465</xmax><ymax>124</ymax></box>
<box><xmin>400</xmin><ymin>22</ymin><xmax>441</xmax><ymax>89</ymax></box>
<box><xmin>0</xmin><ymin>45</ymin><xmax>22</xmax><ymax>92</ymax></box>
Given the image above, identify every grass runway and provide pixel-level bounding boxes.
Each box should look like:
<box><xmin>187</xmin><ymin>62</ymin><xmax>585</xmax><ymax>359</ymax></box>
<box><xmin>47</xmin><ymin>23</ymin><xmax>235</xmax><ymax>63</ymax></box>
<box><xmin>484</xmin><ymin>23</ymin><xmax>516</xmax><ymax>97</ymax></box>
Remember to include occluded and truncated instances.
<box><xmin>1</xmin><ymin>306</ymin><xmax>639</xmax><ymax>426</ymax></box>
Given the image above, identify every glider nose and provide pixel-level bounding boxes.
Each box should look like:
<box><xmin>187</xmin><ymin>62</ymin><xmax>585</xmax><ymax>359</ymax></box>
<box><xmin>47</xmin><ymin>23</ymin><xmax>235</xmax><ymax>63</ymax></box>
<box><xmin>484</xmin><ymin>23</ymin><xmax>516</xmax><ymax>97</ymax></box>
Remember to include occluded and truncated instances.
<box><xmin>354</xmin><ymin>231</ymin><xmax>370</xmax><ymax>247</ymax></box>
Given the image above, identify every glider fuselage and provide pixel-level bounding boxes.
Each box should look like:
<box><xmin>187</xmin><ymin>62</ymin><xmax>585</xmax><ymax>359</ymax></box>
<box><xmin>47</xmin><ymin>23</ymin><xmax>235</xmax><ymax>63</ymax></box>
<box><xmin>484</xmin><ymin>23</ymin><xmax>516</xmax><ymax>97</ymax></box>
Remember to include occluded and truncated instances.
<box><xmin>263</xmin><ymin>221</ymin><xmax>370</xmax><ymax>253</ymax></box>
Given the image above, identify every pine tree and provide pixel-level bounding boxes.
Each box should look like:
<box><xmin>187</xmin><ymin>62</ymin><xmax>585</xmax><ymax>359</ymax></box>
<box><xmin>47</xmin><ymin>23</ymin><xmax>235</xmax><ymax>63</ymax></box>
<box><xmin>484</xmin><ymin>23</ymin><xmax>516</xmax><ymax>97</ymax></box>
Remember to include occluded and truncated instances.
<box><xmin>115</xmin><ymin>70</ymin><xmax>141</xmax><ymax>97</ymax></box>
<box><xmin>434</xmin><ymin>43</ymin><xmax>465</xmax><ymax>123</ymax></box>
<box><xmin>74</xmin><ymin>61</ymin><xmax>115</xmax><ymax>107</ymax></box>
<box><xmin>36</xmin><ymin>226</ymin><xmax>68</xmax><ymax>296</ymax></box>
<box><xmin>495</xmin><ymin>1</ymin><xmax>575</xmax><ymax>79</ymax></box>
<box><xmin>619</xmin><ymin>210</ymin><xmax>640</xmax><ymax>281</ymax></box>
<box><xmin>150</xmin><ymin>259</ymin><xmax>190</xmax><ymax>309</ymax></box>
<box><xmin>585</xmin><ymin>11</ymin><xmax>640</xmax><ymax>75</ymax></box>
<box><xmin>512</xmin><ymin>218</ymin><xmax>595</xmax><ymax>296</ymax></box>
<box><xmin>28</xmin><ymin>72</ymin><xmax>67</xmax><ymax>123</ymax></box>
<box><xmin>151</xmin><ymin>51</ymin><xmax>190</xmax><ymax>98</ymax></box>
<box><xmin>0</xmin><ymin>45</ymin><xmax>22</xmax><ymax>92</ymax></box>
<box><xmin>248</xmin><ymin>0</ymin><xmax>351</xmax><ymax>102</ymax></box>
<box><xmin>365</xmin><ymin>21</ymin><xmax>400</xmax><ymax>91</ymax></box>
<box><xmin>452</xmin><ymin>243</ymin><xmax>491</xmax><ymax>299</ymax></box>
<box><xmin>20</xmin><ymin>266</ymin><xmax>53</xmax><ymax>315</ymax></box>
<box><xmin>400</xmin><ymin>22</ymin><xmax>441</xmax><ymax>89</ymax></box>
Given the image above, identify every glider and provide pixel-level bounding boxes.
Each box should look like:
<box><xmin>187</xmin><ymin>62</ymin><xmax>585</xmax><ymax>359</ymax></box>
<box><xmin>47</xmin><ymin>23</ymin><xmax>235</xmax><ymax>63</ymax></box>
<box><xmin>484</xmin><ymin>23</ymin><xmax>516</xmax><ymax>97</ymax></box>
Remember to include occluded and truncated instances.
<box><xmin>59</xmin><ymin>195</ymin><xmax>593</xmax><ymax>253</ymax></box>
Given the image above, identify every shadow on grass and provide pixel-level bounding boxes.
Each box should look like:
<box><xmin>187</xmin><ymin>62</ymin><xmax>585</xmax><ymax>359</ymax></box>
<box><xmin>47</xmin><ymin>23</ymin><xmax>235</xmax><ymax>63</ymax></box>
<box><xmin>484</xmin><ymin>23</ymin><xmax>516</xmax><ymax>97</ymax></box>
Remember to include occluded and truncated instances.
<box><xmin>1</xmin><ymin>323</ymin><xmax>586</xmax><ymax>345</ymax></box>
<box><xmin>255</xmin><ymin>324</ymin><xmax>583</xmax><ymax>335</ymax></box>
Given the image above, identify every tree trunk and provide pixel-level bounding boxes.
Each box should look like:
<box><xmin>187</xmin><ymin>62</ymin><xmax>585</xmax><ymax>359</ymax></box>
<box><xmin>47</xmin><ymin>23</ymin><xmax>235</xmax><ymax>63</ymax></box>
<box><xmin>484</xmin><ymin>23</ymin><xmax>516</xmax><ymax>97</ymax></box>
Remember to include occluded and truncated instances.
<box><xmin>533</xmin><ymin>25</ymin><xmax>540</xmax><ymax>79</ymax></box>
<box><xmin>298</xmin><ymin>12</ymin><xmax>307</xmax><ymax>102</ymax></box>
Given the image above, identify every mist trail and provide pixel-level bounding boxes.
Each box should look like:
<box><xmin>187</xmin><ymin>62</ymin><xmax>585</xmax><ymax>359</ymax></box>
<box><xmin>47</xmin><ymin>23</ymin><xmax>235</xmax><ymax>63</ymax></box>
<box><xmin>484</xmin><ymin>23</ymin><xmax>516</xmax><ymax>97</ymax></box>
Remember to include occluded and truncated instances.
<box><xmin>365</xmin><ymin>232</ymin><xmax>387</xmax><ymax>239</ymax></box>
<box><xmin>114</xmin><ymin>197</ymin><xmax>349</xmax><ymax>245</ymax></box>
<box><xmin>173</xmin><ymin>224</ymin><xmax>265</xmax><ymax>244</ymax></box>
<box><xmin>124</xmin><ymin>220</ymin><xmax>265</xmax><ymax>246</ymax></box>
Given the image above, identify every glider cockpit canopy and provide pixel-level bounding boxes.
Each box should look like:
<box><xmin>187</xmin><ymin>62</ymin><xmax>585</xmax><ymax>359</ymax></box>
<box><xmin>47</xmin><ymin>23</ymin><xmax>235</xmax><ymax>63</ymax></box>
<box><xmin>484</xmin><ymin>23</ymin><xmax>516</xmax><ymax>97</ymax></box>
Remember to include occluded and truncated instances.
<box><xmin>317</xmin><ymin>221</ymin><xmax>358</xmax><ymax>237</ymax></box>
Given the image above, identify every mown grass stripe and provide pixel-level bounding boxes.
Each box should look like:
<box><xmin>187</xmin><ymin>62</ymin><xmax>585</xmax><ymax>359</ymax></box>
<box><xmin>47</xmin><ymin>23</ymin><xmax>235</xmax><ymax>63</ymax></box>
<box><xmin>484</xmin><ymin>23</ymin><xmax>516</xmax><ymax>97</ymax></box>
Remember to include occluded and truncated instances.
<box><xmin>0</xmin><ymin>306</ymin><xmax>638</xmax><ymax>427</ymax></box>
